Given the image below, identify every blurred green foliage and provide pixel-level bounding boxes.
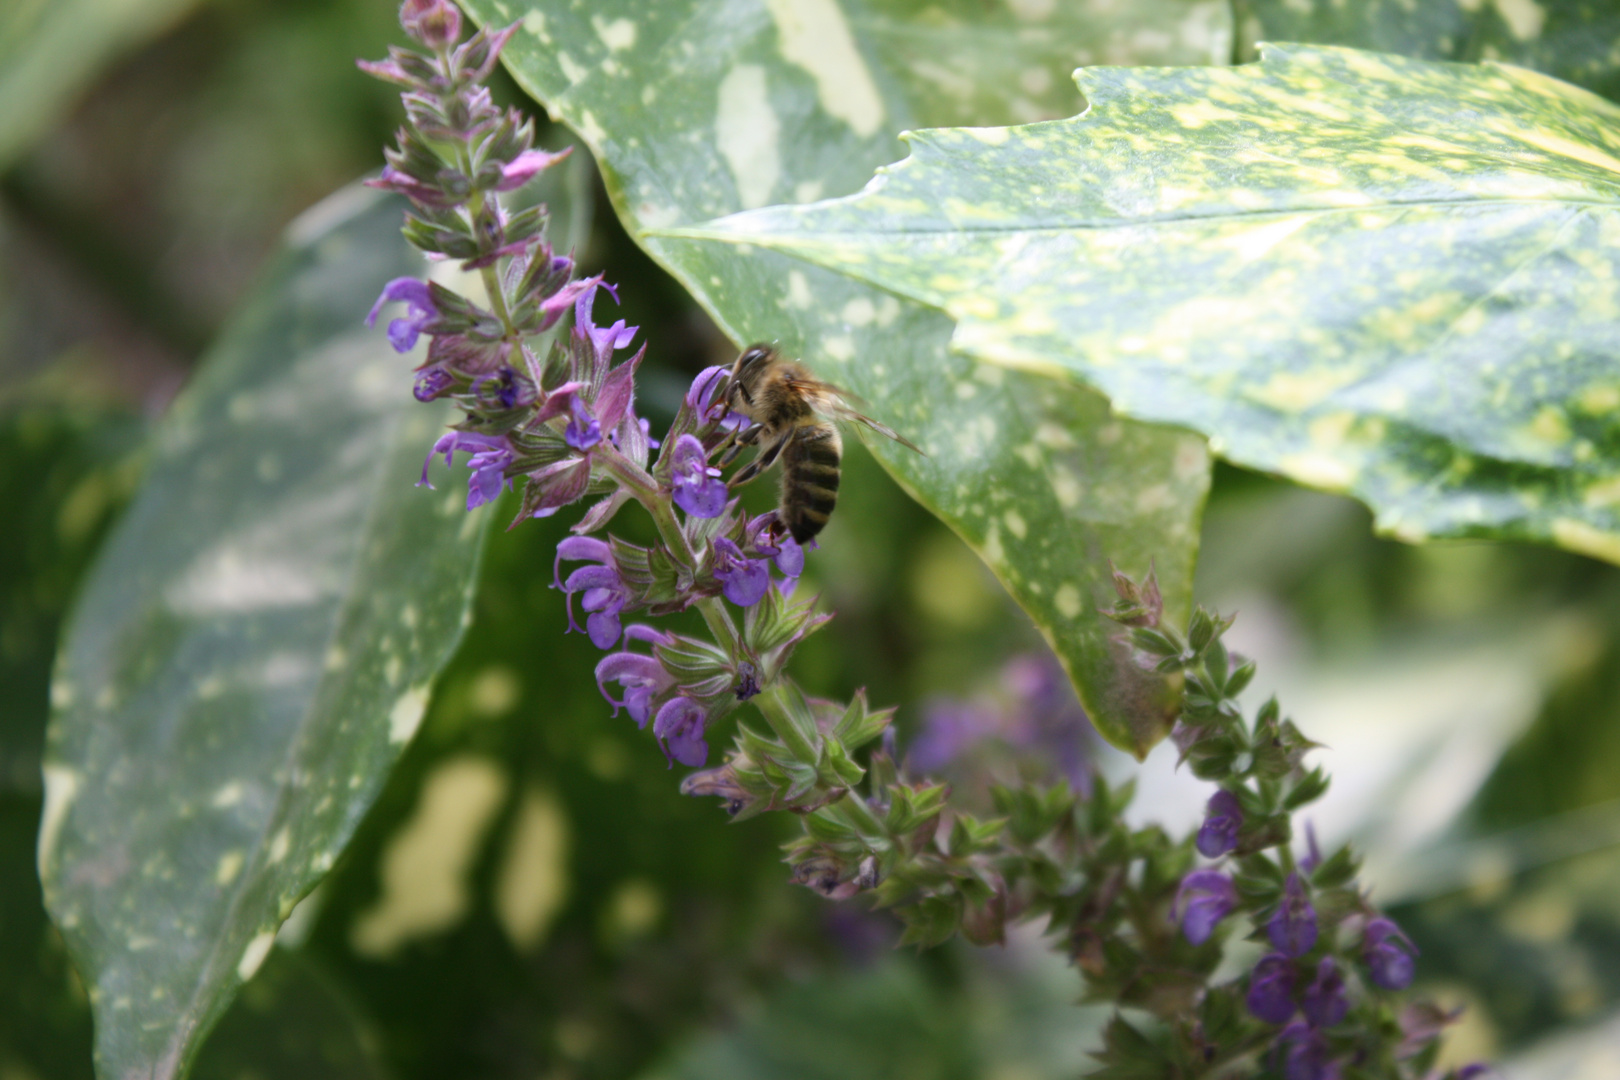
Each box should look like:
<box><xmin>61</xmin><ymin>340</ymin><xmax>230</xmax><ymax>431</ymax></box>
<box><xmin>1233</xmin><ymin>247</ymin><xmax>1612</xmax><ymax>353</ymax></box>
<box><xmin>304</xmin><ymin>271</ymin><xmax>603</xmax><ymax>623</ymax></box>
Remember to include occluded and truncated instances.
<box><xmin>5</xmin><ymin>1</ymin><xmax>1620</xmax><ymax>1079</ymax></box>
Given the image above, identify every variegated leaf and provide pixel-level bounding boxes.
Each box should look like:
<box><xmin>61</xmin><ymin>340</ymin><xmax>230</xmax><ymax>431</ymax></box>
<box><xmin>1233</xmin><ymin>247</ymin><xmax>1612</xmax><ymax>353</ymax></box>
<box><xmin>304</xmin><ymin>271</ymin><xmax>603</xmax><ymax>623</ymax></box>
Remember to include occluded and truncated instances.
<box><xmin>674</xmin><ymin>44</ymin><xmax>1620</xmax><ymax>564</ymax></box>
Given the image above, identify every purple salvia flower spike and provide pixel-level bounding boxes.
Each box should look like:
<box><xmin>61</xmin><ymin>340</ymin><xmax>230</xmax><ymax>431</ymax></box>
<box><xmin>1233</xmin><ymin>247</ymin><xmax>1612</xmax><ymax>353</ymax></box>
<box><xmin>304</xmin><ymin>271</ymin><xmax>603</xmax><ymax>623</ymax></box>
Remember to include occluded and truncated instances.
<box><xmin>1268</xmin><ymin>873</ymin><xmax>1319</xmax><ymax>957</ymax></box>
<box><xmin>670</xmin><ymin>434</ymin><xmax>727</xmax><ymax>518</ymax></box>
<box><xmin>1246</xmin><ymin>953</ymin><xmax>1298</xmax><ymax>1024</ymax></box>
<box><xmin>1197</xmin><ymin>789</ymin><xmax>1244</xmax><ymax>858</ymax></box>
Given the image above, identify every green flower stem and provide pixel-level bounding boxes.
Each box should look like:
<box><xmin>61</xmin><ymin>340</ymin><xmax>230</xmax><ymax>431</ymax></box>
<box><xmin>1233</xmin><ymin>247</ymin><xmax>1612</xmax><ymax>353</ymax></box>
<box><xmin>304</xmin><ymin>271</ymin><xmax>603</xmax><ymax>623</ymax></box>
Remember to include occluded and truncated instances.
<box><xmin>747</xmin><ymin>677</ymin><xmax>822</xmax><ymax>773</ymax></box>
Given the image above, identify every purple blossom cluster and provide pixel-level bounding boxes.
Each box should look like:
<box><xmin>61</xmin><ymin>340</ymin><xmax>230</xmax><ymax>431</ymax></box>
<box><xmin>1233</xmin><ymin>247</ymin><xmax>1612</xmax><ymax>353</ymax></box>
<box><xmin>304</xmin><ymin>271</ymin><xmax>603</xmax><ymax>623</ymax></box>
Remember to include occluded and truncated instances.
<box><xmin>364</xmin><ymin>4</ymin><xmax>820</xmax><ymax>771</ymax></box>
<box><xmin>1171</xmin><ymin>797</ymin><xmax>1430</xmax><ymax>1078</ymax></box>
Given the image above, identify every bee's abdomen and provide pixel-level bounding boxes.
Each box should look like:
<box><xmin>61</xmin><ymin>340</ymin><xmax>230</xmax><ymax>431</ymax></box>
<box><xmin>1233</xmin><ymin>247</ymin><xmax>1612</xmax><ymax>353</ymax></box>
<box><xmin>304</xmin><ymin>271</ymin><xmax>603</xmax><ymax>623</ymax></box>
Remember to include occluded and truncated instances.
<box><xmin>781</xmin><ymin>425</ymin><xmax>841</xmax><ymax>544</ymax></box>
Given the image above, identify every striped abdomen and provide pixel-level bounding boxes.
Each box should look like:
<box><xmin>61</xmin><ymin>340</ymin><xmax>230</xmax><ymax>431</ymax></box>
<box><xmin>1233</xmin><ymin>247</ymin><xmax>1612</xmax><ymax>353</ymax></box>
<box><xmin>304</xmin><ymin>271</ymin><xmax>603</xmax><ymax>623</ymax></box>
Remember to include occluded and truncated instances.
<box><xmin>780</xmin><ymin>424</ymin><xmax>842</xmax><ymax>544</ymax></box>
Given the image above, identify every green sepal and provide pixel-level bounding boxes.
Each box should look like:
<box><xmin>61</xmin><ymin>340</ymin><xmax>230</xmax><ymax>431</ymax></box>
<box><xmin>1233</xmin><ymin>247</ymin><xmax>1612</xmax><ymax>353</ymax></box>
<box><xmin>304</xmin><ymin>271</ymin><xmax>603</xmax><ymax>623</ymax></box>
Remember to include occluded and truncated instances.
<box><xmin>829</xmin><ymin>689</ymin><xmax>893</xmax><ymax>752</ymax></box>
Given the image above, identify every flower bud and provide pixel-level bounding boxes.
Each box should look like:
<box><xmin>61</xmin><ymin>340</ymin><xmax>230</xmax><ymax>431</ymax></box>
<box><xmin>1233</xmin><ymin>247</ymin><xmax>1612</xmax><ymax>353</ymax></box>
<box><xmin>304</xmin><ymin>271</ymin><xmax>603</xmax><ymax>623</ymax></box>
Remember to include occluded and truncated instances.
<box><xmin>399</xmin><ymin>0</ymin><xmax>461</xmax><ymax>49</ymax></box>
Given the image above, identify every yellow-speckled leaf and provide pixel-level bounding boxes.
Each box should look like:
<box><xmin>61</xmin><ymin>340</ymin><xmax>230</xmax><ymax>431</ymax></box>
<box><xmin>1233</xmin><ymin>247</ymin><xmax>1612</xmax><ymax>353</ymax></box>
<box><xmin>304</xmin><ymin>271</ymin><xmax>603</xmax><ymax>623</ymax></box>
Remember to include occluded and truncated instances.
<box><xmin>1240</xmin><ymin>0</ymin><xmax>1620</xmax><ymax>103</ymax></box>
<box><xmin>466</xmin><ymin>0</ymin><xmax>1219</xmax><ymax>756</ymax></box>
<box><xmin>674</xmin><ymin>44</ymin><xmax>1620</xmax><ymax>564</ymax></box>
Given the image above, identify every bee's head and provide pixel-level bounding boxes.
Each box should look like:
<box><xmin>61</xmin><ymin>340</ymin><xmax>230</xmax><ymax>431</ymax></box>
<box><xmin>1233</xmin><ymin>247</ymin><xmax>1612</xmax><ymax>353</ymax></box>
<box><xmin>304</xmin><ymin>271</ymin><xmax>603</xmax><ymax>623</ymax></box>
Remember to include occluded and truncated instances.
<box><xmin>727</xmin><ymin>344</ymin><xmax>778</xmax><ymax>404</ymax></box>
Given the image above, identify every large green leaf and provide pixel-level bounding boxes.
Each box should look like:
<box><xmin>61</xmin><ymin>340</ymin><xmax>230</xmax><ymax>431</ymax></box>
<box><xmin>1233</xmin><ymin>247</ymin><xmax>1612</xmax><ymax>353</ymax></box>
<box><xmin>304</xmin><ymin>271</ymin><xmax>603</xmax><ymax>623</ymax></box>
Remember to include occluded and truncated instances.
<box><xmin>466</xmin><ymin>0</ymin><xmax>1217</xmax><ymax>756</ymax></box>
<box><xmin>675</xmin><ymin>44</ymin><xmax>1620</xmax><ymax>564</ymax></box>
<box><xmin>1240</xmin><ymin>0</ymin><xmax>1620</xmax><ymax>103</ymax></box>
<box><xmin>0</xmin><ymin>0</ymin><xmax>204</xmax><ymax>170</ymax></box>
<box><xmin>39</xmin><ymin>186</ymin><xmax>494</xmax><ymax>1080</ymax></box>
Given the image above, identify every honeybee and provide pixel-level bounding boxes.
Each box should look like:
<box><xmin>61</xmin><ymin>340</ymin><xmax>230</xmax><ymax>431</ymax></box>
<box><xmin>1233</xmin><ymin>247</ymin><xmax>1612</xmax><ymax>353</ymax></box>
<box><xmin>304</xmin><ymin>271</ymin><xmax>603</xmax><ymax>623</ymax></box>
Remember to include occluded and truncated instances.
<box><xmin>718</xmin><ymin>345</ymin><xmax>922</xmax><ymax>544</ymax></box>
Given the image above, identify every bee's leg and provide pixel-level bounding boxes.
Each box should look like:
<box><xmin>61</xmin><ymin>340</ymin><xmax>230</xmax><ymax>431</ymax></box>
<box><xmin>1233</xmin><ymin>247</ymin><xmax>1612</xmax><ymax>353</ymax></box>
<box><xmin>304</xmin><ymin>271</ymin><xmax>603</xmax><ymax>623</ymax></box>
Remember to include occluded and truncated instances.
<box><xmin>717</xmin><ymin>423</ymin><xmax>762</xmax><ymax>467</ymax></box>
<box><xmin>731</xmin><ymin>434</ymin><xmax>787</xmax><ymax>486</ymax></box>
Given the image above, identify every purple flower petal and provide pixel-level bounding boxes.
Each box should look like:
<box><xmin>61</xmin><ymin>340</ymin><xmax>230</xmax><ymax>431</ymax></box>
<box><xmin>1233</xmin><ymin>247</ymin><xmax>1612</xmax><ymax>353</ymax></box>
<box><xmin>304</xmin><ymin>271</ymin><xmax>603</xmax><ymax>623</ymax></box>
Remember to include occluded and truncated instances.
<box><xmin>653</xmin><ymin>697</ymin><xmax>708</xmax><ymax>767</ymax></box>
<box><xmin>414</xmin><ymin>366</ymin><xmax>453</xmax><ymax>401</ymax></box>
<box><xmin>1363</xmin><ymin>917</ymin><xmax>1418</xmax><ymax>990</ymax></box>
<box><xmin>720</xmin><ymin>558</ymin><xmax>769</xmax><ymax>607</ymax></box>
<box><xmin>1302</xmin><ymin>957</ymin><xmax>1349</xmax><ymax>1029</ymax></box>
<box><xmin>1172</xmin><ymin>869</ymin><xmax>1236</xmax><ymax>946</ymax></box>
<box><xmin>495</xmin><ymin>146</ymin><xmax>572</xmax><ymax>191</ymax></box>
<box><xmin>586</xmin><ymin>610</ymin><xmax>622</xmax><ymax>649</ymax></box>
<box><xmin>595</xmin><ymin>652</ymin><xmax>671</xmax><ymax>720</ymax></box>
<box><xmin>685</xmin><ymin>365</ymin><xmax>748</xmax><ymax>429</ymax></box>
<box><xmin>417</xmin><ymin>431</ymin><xmax>509</xmax><ymax>503</ymax></box>
<box><xmin>554</xmin><ymin>535</ymin><xmax>610</xmax><ymax>588</ymax></box>
<box><xmin>1197</xmin><ymin>788</ymin><xmax>1244</xmax><ymax>858</ymax></box>
<box><xmin>1268</xmin><ymin>873</ymin><xmax>1319</xmax><ymax>958</ymax></box>
<box><xmin>671</xmin><ymin>434</ymin><xmax>727</xmax><ymax>517</ymax></box>
<box><xmin>1247</xmin><ymin>954</ymin><xmax>1298</xmax><ymax>1024</ymax></box>
<box><xmin>565</xmin><ymin>396</ymin><xmax>601</xmax><ymax>450</ymax></box>
<box><xmin>367</xmin><ymin>277</ymin><xmax>438</xmax><ymax>353</ymax></box>
<box><xmin>773</xmin><ymin>537</ymin><xmax>805</xmax><ymax>578</ymax></box>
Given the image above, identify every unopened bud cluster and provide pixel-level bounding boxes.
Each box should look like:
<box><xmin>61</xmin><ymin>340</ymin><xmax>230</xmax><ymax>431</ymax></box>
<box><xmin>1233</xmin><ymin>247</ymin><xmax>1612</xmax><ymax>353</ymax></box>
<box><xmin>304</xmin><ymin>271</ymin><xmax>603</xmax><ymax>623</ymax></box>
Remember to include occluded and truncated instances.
<box><xmin>361</xmin><ymin>5</ymin><xmax>1485</xmax><ymax>1078</ymax></box>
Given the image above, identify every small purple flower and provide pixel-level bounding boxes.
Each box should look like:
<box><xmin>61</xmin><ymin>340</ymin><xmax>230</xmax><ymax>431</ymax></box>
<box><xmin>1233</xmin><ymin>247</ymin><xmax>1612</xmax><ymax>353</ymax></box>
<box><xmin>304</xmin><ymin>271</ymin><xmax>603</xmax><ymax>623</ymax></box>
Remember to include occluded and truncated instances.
<box><xmin>414</xmin><ymin>366</ymin><xmax>453</xmax><ymax>401</ymax></box>
<box><xmin>595</xmin><ymin>651</ymin><xmax>673</xmax><ymax>728</ymax></box>
<box><xmin>367</xmin><ymin>277</ymin><xmax>438</xmax><ymax>353</ymax></box>
<box><xmin>1302</xmin><ymin>957</ymin><xmax>1349</xmax><ymax>1029</ymax></box>
<box><xmin>495</xmin><ymin>146</ymin><xmax>572</xmax><ymax>191</ymax></box>
<box><xmin>555</xmin><ymin>536</ymin><xmax>633</xmax><ymax>648</ymax></box>
<box><xmin>1268</xmin><ymin>873</ymin><xmax>1318</xmax><ymax>958</ymax></box>
<box><xmin>1197</xmin><ymin>789</ymin><xmax>1244</xmax><ymax>858</ymax></box>
<box><xmin>1278</xmin><ymin>1021</ymin><xmax>1339</xmax><ymax>1080</ymax></box>
<box><xmin>1172</xmin><ymin>869</ymin><xmax>1236</xmax><ymax>946</ymax></box>
<box><xmin>1363</xmin><ymin>917</ymin><xmax>1418</xmax><ymax>990</ymax></box>
<box><xmin>565</xmin><ymin>396</ymin><xmax>601</xmax><ymax>450</ymax></box>
<box><xmin>671</xmin><ymin>434</ymin><xmax>727</xmax><ymax>518</ymax></box>
<box><xmin>712</xmin><ymin>537</ymin><xmax>769</xmax><ymax>606</ymax></box>
<box><xmin>653</xmin><ymin>696</ymin><xmax>708</xmax><ymax>767</ymax></box>
<box><xmin>685</xmin><ymin>365</ymin><xmax>748</xmax><ymax>430</ymax></box>
<box><xmin>574</xmin><ymin>281</ymin><xmax>638</xmax><ymax>362</ymax></box>
<box><xmin>1455</xmin><ymin>1066</ymin><xmax>1491</xmax><ymax>1079</ymax></box>
<box><xmin>418</xmin><ymin>431</ymin><xmax>513</xmax><ymax>510</ymax></box>
<box><xmin>1247</xmin><ymin>954</ymin><xmax>1298</xmax><ymax>1024</ymax></box>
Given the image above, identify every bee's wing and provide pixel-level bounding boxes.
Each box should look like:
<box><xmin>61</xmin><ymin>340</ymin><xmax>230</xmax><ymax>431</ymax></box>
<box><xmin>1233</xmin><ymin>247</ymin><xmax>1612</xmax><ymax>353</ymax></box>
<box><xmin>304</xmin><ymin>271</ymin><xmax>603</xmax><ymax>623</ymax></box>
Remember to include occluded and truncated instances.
<box><xmin>790</xmin><ymin>378</ymin><xmax>925</xmax><ymax>455</ymax></box>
